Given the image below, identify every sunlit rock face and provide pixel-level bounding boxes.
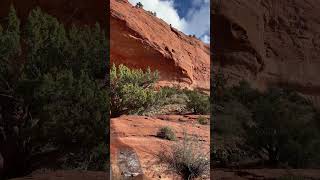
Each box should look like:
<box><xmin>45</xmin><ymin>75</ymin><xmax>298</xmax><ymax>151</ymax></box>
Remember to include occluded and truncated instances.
<box><xmin>110</xmin><ymin>0</ymin><xmax>210</xmax><ymax>91</ymax></box>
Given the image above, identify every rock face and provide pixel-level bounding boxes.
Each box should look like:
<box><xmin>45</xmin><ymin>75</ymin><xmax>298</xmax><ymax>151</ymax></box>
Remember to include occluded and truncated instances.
<box><xmin>212</xmin><ymin>0</ymin><xmax>320</xmax><ymax>106</ymax></box>
<box><xmin>110</xmin><ymin>0</ymin><xmax>210</xmax><ymax>91</ymax></box>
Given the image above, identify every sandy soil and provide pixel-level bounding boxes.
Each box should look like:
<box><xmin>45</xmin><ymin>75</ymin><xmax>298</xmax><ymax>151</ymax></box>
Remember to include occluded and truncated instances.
<box><xmin>110</xmin><ymin>115</ymin><xmax>210</xmax><ymax>179</ymax></box>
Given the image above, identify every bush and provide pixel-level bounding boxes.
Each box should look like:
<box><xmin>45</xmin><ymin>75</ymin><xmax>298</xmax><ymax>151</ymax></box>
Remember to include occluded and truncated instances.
<box><xmin>212</xmin><ymin>147</ymin><xmax>247</xmax><ymax>167</ymax></box>
<box><xmin>212</xmin><ymin>79</ymin><xmax>320</xmax><ymax>168</ymax></box>
<box><xmin>197</xmin><ymin>116</ymin><xmax>208</xmax><ymax>125</ymax></box>
<box><xmin>24</xmin><ymin>8</ymin><xmax>107</xmax><ymax>79</ymax></box>
<box><xmin>157</xmin><ymin>126</ymin><xmax>176</xmax><ymax>141</ymax></box>
<box><xmin>185</xmin><ymin>90</ymin><xmax>210</xmax><ymax>114</ymax></box>
<box><xmin>61</xmin><ymin>143</ymin><xmax>108</xmax><ymax>170</ymax></box>
<box><xmin>33</xmin><ymin>70</ymin><xmax>108</xmax><ymax>157</ymax></box>
<box><xmin>0</xmin><ymin>5</ymin><xmax>21</xmax><ymax>90</ymax></box>
<box><xmin>244</xmin><ymin>88</ymin><xmax>320</xmax><ymax>167</ymax></box>
<box><xmin>110</xmin><ymin>64</ymin><xmax>161</xmax><ymax>117</ymax></box>
<box><xmin>158</xmin><ymin>134</ymin><xmax>210</xmax><ymax>179</ymax></box>
<box><xmin>135</xmin><ymin>2</ymin><xmax>143</xmax><ymax>8</ymax></box>
<box><xmin>214</xmin><ymin>101</ymin><xmax>251</xmax><ymax>136</ymax></box>
<box><xmin>0</xmin><ymin>7</ymin><xmax>109</xmax><ymax>176</ymax></box>
<box><xmin>158</xmin><ymin>87</ymin><xmax>188</xmax><ymax>105</ymax></box>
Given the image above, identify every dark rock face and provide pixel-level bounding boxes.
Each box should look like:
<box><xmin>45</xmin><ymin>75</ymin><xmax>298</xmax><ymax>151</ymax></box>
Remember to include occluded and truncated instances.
<box><xmin>212</xmin><ymin>0</ymin><xmax>320</xmax><ymax>106</ymax></box>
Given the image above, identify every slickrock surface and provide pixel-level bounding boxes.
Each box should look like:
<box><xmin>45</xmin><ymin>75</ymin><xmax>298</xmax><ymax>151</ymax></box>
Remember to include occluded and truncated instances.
<box><xmin>212</xmin><ymin>0</ymin><xmax>320</xmax><ymax>106</ymax></box>
<box><xmin>110</xmin><ymin>0</ymin><xmax>210</xmax><ymax>91</ymax></box>
<box><xmin>110</xmin><ymin>115</ymin><xmax>210</xmax><ymax>179</ymax></box>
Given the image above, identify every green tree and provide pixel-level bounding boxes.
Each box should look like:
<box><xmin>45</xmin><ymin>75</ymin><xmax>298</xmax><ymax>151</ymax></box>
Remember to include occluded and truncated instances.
<box><xmin>33</xmin><ymin>70</ymin><xmax>108</xmax><ymax>169</ymax></box>
<box><xmin>110</xmin><ymin>64</ymin><xmax>160</xmax><ymax>117</ymax></box>
<box><xmin>244</xmin><ymin>89</ymin><xmax>320</xmax><ymax>167</ymax></box>
<box><xmin>0</xmin><ymin>6</ymin><xmax>109</xmax><ymax>175</ymax></box>
<box><xmin>0</xmin><ymin>5</ymin><xmax>21</xmax><ymax>91</ymax></box>
<box><xmin>24</xmin><ymin>7</ymin><xmax>67</xmax><ymax>78</ymax></box>
<box><xmin>185</xmin><ymin>90</ymin><xmax>210</xmax><ymax>114</ymax></box>
<box><xmin>66</xmin><ymin>23</ymin><xmax>107</xmax><ymax>79</ymax></box>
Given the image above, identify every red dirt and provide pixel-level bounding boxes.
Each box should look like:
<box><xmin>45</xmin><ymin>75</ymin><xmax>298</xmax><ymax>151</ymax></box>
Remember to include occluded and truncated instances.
<box><xmin>110</xmin><ymin>115</ymin><xmax>210</xmax><ymax>179</ymax></box>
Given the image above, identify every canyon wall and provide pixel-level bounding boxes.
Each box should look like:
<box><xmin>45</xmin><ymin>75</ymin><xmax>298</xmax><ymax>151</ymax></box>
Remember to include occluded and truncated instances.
<box><xmin>110</xmin><ymin>0</ymin><xmax>210</xmax><ymax>91</ymax></box>
<box><xmin>212</xmin><ymin>0</ymin><xmax>320</xmax><ymax>106</ymax></box>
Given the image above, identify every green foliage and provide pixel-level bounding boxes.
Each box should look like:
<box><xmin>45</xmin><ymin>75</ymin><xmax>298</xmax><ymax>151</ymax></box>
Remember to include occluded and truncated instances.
<box><xmin>185</xmin><ymin>90</ymin><xmax>210</xmax><ymax>114</ymax></box>
<box><xmin>244</xmin><ymin>88</ymin><xmax>320</xmax><ymax>167</ymax></box>
<box><xmin>135</xmin><ymin>2</ymin><xmax>143</xmax><ymax>8</ymax></box>
<box><xmin>157</xmin><ymin>126</ymin><xmax>176</xmax><ymax>141</ymax></box>
<box><xmin>197</xmin><ymin>116</ymin><xmax>208</xmax><ymax>125</ymax></box>
<box><xmin>34</xmin><ymin>70</ymin><xmax>108</xmax><ymax>151</ymax></box>
<box><xmin>61</xmin><ymin>142</ymin><xmax>108</xmax><ymax>170</ymax></box>
<box><xmin>211</xmin><ymin>69</ymin><xmax>230</xmax><ymax>103</ymax></box>
<box><xmin>212</xmin><ymin>78</ymin><xmax>320</xmax><ymax>168</ymax></box>
<box><xmin>159</xmin><ymin>86</ymin><xmax>188</xmax><ymax>105</ymax></box>
<box><xmin>214</xmin><ymin>101</ymin><xmax>251</xmax><ymax>136</ymax></box>
<box><xmin>66</xmin><ymin>23</ymin><xmax>107</xmax><ymax>78</ymax></box>
<box><xmin>0</xmin><ymin>5</ymin><xmax>21</xmax><ymax>89</ymax></box>
<box><xmin>110</xmin><ymin>64</ymin><xmax>160</xmax><ymax>117</ymax></box>
<box><xmin>212</xmin><ymin>146</ymin><xmax>247</xmax><ymax>167</ymax></box>
<box><xmin>24</xmin><ymin>7</ymin><xmax>67</xmax><ymax>78</ymax></box>
<box><xmin>160</xmin><ymin>86</ymin><xmax>181</xmax><ymax>98</ymax></box>
<box><xmin>24</xmin><ymin>8</ymin><xmax>107</xmax><ymax>79</ymax></box>
<box><xmin>0</xmin><ymin>6</ymin><xmax>108</xmax><ymax>174</ymax></box>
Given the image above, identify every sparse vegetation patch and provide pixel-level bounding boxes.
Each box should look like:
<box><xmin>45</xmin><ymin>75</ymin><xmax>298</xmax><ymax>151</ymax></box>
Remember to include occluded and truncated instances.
<box><xmin>157</xmin><ymin>126</ymin><xmax>176</xmax><ymax>141</ymax></box>
<box><xmin>158</xmin><ymin>134</ymin><xmax>210</xmax><ymax>179</ymax></box>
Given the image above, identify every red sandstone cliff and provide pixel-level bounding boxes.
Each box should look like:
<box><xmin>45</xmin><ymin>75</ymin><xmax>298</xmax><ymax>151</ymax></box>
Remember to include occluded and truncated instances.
<box><xmin>212</xmin><ymin>0</ymin><xmax>320</xmax><ymax>106</ymax></box>
<box><xmin>110</xmin><ymin>0</ymin><xmax>210</xmax><ymax>91</ymax></box>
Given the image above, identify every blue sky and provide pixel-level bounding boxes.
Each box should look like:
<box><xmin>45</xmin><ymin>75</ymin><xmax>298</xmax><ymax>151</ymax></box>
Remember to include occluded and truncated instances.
<box><xmin>128</xmin><ymin>0</ymin><xmax>210</xmax><ymax>44</ymax></box>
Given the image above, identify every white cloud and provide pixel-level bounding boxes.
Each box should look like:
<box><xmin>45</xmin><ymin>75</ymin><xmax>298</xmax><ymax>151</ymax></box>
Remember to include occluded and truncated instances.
<box><xmin>128</xmin><ymin>0</ymin><xmax>187</xmax><ymax>31</ymax></box>
<box><xmin>128</xmin><ymin>0</ymin><xmax>210</xmax><ymax>43</ymax></box>
<box><xmin>201</xmin><ymin>35</ymin><xmax>210</xmax><ymax>44</ymax></box>
<box><xmin>184</xmin><ymin>1</ymin><xmax>210</xmax><ymax>40</ymax></box>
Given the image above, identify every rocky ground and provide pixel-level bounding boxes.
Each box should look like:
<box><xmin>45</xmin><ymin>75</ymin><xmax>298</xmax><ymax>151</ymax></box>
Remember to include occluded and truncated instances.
<box><xmin>110</xmin><ymin>115</ymin><xmax>210</xmax><ymax>179</ymax></box>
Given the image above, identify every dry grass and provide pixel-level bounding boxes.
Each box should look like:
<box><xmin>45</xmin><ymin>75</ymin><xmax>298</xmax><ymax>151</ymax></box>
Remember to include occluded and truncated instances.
<box><xmin>157</xmin><ymin>133</ymin><xmax>210</xmax><ymax>179</ymax></box>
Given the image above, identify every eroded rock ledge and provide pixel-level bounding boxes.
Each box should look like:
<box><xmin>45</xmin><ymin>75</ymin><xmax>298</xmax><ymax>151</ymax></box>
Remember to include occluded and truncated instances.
<box><xmin>110</xmin><ymin>0</ymin><xmax>210</xmax><ymax>91</ymax></box>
